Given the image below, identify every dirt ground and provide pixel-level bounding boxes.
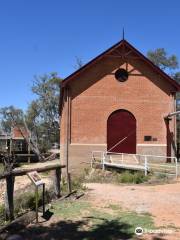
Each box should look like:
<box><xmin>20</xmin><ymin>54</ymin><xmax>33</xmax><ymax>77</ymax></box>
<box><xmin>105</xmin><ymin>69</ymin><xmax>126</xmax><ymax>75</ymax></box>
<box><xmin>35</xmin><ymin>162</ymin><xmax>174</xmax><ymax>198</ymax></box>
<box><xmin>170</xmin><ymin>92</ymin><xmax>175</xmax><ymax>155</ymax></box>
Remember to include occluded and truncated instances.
<box><xmin>86</xmin><ymin>182</ymin><xmax>180</xmax><ymax>227</ymax></box>
<box><xmin>1</xmin><ymin>165</ymin><xmax>180</xmax><ymax>239</ymax></box>
<box><xmin>85</xmin><ymin>182</ymin><xmax>180</xmax><ymax>239</ymax></box>
<box><xmin>2</xmin><ymin>180</ymin><xmax>180</xmax><ymax>239</ymax></box>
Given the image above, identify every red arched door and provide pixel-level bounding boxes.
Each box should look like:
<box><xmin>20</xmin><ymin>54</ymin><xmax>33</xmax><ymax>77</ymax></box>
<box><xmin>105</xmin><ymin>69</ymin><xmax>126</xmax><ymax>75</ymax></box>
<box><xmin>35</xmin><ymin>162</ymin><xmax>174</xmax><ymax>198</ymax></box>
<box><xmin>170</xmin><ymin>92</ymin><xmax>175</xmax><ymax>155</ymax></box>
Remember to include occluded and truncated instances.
<box><xmin>107</xmin><ymin>110</ymin><xmax>136</xmax><ymax>153</ymax></box>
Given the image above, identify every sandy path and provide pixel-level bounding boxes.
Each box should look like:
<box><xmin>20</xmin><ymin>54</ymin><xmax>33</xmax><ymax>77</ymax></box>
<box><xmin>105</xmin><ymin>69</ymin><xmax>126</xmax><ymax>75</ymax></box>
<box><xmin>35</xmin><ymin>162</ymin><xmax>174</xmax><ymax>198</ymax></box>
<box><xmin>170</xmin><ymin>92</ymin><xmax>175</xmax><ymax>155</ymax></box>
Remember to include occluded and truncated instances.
<box><xmin>86</xmin><ymin>182</ymin><xmax>180</xmax><ymax>228</ymax></box>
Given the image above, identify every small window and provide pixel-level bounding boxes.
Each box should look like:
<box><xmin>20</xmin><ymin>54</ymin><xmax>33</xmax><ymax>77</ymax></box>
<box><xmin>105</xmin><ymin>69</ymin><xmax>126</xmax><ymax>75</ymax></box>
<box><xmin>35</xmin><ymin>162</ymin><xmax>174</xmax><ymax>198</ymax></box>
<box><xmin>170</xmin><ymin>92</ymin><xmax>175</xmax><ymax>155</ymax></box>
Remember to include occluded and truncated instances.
<box><xmin>115</xmin><ymin>68</ymin><xmax>129</xmax><ymax>82</ymax></box>
<box><xmin>144</xmin><ymin>136</ymin><xmax>152</xmax><ymax>141</ymax></box>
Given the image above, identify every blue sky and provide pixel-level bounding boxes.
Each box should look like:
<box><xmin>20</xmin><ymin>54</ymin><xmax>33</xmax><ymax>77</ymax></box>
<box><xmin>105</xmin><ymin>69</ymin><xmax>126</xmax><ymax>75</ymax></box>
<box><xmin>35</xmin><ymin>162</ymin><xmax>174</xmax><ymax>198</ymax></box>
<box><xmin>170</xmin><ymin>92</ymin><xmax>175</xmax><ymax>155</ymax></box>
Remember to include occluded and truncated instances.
<box><xmin>0</xmin><ymin>0</ymin><xmax>180</xmax><ymax>110</ymax></box>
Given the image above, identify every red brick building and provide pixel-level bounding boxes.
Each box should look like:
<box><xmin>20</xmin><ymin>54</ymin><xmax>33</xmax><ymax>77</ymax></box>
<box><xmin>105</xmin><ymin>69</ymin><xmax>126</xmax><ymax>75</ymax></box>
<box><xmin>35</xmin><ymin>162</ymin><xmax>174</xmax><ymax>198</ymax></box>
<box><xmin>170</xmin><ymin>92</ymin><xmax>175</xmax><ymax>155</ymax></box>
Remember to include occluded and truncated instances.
<box><xmin>60</xmin><ymin>39</ymin><xmax>180</xmax><ymax>171</ymax></box>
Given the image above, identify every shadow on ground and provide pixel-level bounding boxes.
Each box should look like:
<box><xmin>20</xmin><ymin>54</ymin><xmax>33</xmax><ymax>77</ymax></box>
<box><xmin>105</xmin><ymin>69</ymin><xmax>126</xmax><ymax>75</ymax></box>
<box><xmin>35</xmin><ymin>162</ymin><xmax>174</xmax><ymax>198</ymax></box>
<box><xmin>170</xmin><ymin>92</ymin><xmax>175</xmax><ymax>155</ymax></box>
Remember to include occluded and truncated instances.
<box><xmin>2</xmin><ymin>217</ymin><xmax>135</xmax><ymax>240</ymax></box>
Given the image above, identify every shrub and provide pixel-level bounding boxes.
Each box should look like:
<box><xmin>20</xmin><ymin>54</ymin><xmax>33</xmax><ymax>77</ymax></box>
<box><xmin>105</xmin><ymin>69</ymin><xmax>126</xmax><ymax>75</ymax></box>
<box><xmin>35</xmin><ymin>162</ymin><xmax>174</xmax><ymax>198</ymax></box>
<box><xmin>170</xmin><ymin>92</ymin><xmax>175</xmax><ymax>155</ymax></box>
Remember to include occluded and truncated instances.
<box><xmin>156</xmin><ymin>173</ymin><xmax>168</xmax><ymax>180</ymax></box>
<box><xmin>117</xmin><ymin>171</ymin><xmax>149</xmax><ymax>184</ymax></box>
<box><xmin>61</xmin><ymin>175</ymin><xmax>87</xmax><ymax>193</ymax></box>
<box><xmin>0</xmin><ymin>204</ymin><xmax>5</xmax><ymax>217</ymax></box>
<box><xmin>13</xmin><ymin>187</ymin><xmax>55</xmax><ymax>216</ymax></box>
<box><xmin>0</xmin><ymin>163</ymin><xmax>4</xmax><ymax>175</ymax></box>
<box><xmin>82</xmin><ymin>168</ymin><xmax>149</xmax><ymax>184</ymax></box>
<box><xmin>0</xmin><ymin>204</ymin><xmax>5</xmax><ymax>226</ymax></box>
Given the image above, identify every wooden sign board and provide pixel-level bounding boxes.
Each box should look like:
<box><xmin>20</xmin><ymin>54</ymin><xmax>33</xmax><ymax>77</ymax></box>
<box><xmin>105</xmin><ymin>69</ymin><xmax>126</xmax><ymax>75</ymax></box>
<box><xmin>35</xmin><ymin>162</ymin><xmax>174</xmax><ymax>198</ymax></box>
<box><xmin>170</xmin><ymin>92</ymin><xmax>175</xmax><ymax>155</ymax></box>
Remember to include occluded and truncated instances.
<box><xmin>27</xmin><ymin>171</ymin><xmax>44</xmax><ymax>186</ymax></box>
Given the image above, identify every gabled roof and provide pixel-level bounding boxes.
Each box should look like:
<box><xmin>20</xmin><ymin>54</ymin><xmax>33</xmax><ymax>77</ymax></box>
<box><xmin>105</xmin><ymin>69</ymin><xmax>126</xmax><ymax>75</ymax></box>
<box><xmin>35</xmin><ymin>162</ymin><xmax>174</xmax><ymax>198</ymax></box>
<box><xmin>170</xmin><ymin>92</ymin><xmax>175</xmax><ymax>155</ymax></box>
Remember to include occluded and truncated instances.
<box><xmin>61</xmin><ymin>39</ymin><xmax>180</xmax><ymax>91</ymax></box>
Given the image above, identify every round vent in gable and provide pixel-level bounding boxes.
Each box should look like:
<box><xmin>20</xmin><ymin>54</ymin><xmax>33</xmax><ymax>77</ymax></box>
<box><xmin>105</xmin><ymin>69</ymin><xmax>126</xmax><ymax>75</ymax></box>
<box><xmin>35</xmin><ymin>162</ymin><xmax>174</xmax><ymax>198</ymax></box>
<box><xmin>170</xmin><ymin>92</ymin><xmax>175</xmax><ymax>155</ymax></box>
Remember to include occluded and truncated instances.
<box><xmin>115</xmin><ymin>68</ymin><xmax>129</xmax><ymax>82</ymax></box>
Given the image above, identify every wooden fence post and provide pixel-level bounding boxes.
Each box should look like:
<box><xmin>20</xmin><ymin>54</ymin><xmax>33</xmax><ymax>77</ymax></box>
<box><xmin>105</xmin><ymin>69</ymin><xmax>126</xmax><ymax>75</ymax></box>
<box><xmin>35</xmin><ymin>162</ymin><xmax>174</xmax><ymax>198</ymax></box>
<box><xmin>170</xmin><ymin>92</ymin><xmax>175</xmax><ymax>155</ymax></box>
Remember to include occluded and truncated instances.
<box><xmin>53</xmin><ymin>167</ymin><xmax>61</xmax><ymax>198</ymax></box>
<box><xmin>67</xmin><ymin>172</ymin><xmax>72</xmax><ymax>193</ymax></box>
<box><xmin>0</xmin><ymin>164</ymin><xmax>65</xmax><ymax>222</ymax></box>
<box><xmin>5</xmin><ymin>174</ymin><xmax>15</xmax><ymax>221</ymax></box>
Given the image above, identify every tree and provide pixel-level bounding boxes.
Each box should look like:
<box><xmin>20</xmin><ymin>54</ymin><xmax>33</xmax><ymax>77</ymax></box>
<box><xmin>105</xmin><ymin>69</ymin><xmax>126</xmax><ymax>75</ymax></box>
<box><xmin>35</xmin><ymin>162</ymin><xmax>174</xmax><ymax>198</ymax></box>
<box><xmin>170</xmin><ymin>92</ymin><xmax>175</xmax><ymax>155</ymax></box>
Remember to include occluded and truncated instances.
<box><xmin>26</xmin><ymin>72</ymin><xmax>62</xmax><ymax>151</ymax></box>
<box><xmin>25</xmin><ymin>100</ymin><xmax>40</xmax><ymax>137</ymax></box>
<box><xmin>172</xmin><ymin>72</ymin><xmax>180</xmax><ymax>84</ymax></box>
<box><xmin>0</xmin><ymin>73</ymin><xmax>62</xmax><ymax>152</ymax></box>
<box><xmin>147</xmin><ymin>48</ymin><xmax>180</xmax><ymax>88</ymax></box>
<box><xmin>74</xmin><ymin>56</ymin><xmax>84</xmax><ymax>69</ymax></box>
<box><xmin>147</xmin><ymin>48</ymin><xmax>178</xmax><ymax>71</ymax></box>
<box><xmin>147</xmin><ymin>48</ymin><xmax>180</xmax><ymax>152</ymax></box>
<box><xmin>0</xmin><ymin>106</ymin><xmax>24</xmax><ymax>220</ymax></box>
<box><xmin>0</xmin><ymin>106</ymin><xmax>24</xmax><ymax>133</ymax></box>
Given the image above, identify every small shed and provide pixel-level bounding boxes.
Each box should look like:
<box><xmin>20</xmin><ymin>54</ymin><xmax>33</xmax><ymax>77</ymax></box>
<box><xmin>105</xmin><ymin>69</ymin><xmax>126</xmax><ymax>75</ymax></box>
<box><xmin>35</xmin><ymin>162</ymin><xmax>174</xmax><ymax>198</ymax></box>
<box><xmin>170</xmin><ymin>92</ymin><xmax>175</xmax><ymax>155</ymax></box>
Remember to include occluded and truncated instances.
<box><xmin>0</xmin><ymin>127</ymin><xmax>29</xmax><ymax>153</ymax></box>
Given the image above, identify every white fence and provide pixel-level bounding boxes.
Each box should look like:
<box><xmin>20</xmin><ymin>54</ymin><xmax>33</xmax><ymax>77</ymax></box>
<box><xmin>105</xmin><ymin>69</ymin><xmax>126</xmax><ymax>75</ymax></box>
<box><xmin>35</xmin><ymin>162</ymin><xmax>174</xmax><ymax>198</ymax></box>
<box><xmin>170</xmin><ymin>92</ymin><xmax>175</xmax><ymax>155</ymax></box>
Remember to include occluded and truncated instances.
<box><xmin>91</xmin><ymin>151</ymin><xmax>179</xmax><ymax>178</ymax></box>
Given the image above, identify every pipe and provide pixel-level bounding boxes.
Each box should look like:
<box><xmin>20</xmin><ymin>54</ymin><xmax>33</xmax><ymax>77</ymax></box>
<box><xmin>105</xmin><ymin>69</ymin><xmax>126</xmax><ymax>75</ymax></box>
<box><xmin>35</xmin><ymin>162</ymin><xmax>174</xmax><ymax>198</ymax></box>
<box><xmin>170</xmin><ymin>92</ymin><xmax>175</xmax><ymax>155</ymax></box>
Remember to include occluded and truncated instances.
<box><xmin>66</xmin><ymin>87</ymin><xmax>70</xmax><ymax>176</ymax></box>
<box><xmin>166</xmin><ymin>111</ymin><xmax>180</xmax><ymax>118</ymax></box>
<box><xmin>174</xmin><ymin>95</ymin><xmax>177</xmax><ymax>155</ymax></box>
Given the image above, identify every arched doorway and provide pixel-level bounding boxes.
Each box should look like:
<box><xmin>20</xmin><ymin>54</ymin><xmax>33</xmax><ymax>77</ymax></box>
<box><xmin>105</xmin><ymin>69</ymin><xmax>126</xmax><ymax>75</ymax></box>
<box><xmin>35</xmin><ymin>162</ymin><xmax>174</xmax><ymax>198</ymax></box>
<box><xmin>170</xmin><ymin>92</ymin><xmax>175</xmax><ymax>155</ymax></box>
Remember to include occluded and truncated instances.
<box><xmin>107</xmin><ymin>109</ymin><xmax>136</xmax><ymax>153</ymax></box>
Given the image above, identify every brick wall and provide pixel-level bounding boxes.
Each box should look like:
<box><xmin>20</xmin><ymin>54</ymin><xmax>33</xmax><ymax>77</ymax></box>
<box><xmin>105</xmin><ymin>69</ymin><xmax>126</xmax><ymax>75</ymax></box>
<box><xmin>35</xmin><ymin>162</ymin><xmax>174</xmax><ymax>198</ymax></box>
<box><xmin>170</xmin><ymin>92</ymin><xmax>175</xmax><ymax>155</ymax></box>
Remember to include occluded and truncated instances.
<box><xmin>60</xmin><ymin>54</ymin><xmax>176</xmax><ymax>170</ymax></box>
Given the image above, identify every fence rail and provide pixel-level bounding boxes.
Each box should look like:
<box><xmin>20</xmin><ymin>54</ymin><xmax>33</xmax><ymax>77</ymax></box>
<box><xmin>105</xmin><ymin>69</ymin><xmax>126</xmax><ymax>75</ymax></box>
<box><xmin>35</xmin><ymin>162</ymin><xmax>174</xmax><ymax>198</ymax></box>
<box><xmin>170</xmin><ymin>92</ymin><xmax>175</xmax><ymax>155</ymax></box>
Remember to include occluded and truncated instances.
<box><xmin>0</xmin><ymin>162</ymin><xmax>65</xmax><ymax>221</ymax></box>
<box><xmin>91</xmin><ymin>151</ymin><xmax>178</xmax><ymax>178</ymax></box>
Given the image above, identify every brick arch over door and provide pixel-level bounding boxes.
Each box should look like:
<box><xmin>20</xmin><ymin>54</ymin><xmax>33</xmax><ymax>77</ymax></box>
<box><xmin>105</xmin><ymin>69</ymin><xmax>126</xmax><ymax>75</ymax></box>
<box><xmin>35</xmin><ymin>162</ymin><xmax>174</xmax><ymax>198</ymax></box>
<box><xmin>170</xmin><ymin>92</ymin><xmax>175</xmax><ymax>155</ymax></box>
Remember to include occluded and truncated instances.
<box><xmin>107</xmin><ymin>109</ymin><xmax>136</xmax><ymax>153</ymax></box>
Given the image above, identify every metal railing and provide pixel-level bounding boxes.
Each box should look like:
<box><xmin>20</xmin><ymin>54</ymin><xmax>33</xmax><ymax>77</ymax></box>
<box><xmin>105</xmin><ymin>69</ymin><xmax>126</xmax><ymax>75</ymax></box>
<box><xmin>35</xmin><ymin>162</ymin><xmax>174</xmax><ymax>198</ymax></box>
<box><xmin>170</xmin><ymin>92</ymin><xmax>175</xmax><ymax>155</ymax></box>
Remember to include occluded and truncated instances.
<box><xmin>91</xmin><ymin>151</ymin><xmax>105</xmax><ymax>168</ymax></box>
<box><xmin>91</xmin><ymin>151</ymin><xmax>179</xmax><ymax>178</ymax></box>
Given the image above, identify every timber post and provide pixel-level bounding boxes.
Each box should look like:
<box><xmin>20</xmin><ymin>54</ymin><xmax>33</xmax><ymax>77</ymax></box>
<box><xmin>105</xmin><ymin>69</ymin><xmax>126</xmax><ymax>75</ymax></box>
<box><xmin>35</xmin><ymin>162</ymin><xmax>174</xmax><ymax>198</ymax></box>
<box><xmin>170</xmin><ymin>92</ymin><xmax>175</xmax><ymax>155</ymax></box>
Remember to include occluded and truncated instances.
<box><xmin>67</xmin><ymin>172</ymin><xmax>72</xmax><ymax>193</ymax></box>
<box><xmin>28</xmin><ymin>135</ymin><xmax>31</xmax><ymax>163</ymax></box>
<box><xmin>0</xmin><ymin>163</ymin><xmax>65</xmax><ymax>222</ymax></box>
<box><xmin>5</xmin><ymin>174</ymin><xmax>15</xmax><ymax>221</ymax></box>
<box><xmin>53</xmin><ymin>167</ymin><xmax>61</xmax><ymax>198</ymax></box>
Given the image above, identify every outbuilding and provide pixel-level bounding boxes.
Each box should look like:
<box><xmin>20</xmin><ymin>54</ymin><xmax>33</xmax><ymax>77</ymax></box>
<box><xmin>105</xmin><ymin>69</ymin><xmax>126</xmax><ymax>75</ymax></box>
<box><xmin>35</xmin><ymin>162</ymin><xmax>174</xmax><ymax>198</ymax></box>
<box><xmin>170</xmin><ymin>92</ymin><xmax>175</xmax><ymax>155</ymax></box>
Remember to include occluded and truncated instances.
<box><xmin>60</xmin><ymin>39</ymin><xmax>180</xmax><ymax>172</ymax></box>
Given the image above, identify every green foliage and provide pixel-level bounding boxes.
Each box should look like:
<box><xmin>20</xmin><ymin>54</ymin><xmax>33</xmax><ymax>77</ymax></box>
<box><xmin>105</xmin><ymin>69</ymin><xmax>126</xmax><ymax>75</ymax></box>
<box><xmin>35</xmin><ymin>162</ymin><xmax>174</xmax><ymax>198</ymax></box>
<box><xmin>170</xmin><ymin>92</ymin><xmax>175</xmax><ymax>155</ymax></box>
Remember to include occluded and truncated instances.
<box><xmin>84</xmin><ymin>169</ymin><xmax>111</xmax><ymax>183</ymax></box>
<box><xmin>156</xmin><ymin>172</ymin><xmax>168</xmax><ymax>180</ymax></box>
<box><xmin>61</xmin><ymin>175</ymin><xmax>87</xmax><ymax>193</ymax></box>
<box><xmin>147</xmin><ymin>47</ymin><xmax>180</xmax><ymax>101</ymax></box>
<box><xmin>173</xmin><ymin>71</ymin><xmax>180</xmax><ymax>84</ymax></box>
<box><xmin>52</xmin><ymin>200</ymin><xmax>90</xmax><ymax>219</ymax></box>
<box><xmin>0</xmin><ymin>204</ymin><xmax>5</xmax><ymax>216</ymax></box>
<box><xmin>13</xmin><ymin>187</ymin><xmax>54</xmax><ymax>216</ymax></box>
<box><xmin>0</xmin><ymin>189</ymin><xmax>52</xmax><ymax>225</ymax></box>
<box><xmin>0</xmin><ymin>73</ymin><xmax>62</xmax><ymax>153</ymax></box>
<box><xmin>26</xmin><ymin>72</ymin><xmax>62</xmax><ymax>151</ymax></box>
<box><xmin>147</xmin><ymin>46</ymin><xmax>180</xmax><ymax>127</ymax></box>
<box><xmin>0</xmin><ymin>106</ymin><xmax>24</xmax><ymax>133</ymax></box>
<box><xmin>25</xmin><ymin>100</ymin><xmax>40</xmax><ymax>131</ymax></box>
<box><xmin>84</xmin><ymin>168</ymin><xmax>149</xmax><ymax>184</ymax></box>
<box><xmin>71</xmin><ymin>177</ymin><xmax>86</xmax><ymax>191</ymax></box>
<box><xmin>31</xmin><ymin>72</ymin><xmax>61</xmax><ymax>126</ymax></box>
<box><xmin>173</xmin><ymin>79</ymin><xmax>180</xmax><ymax>113</ymax></box>
<box><xmin>108</xmin><ymin>204</ymin><xmax>122</xmax><ymax>211</ymax></box>
<box><xmin>52</xmin><ymin>200</ymin><xmax>154</xmax><ymax>237</ymax></box>
<box><xmin>0</xmin><ymin>163</ymin><xmax>4</xmax><ymax>175</ymax></box>
<box><xmin>117</xmin><ymin>171</ymin><xmax>149</xmax><ymax>184</ymax></box>
<box><xmin>0</xmin><ymin>204</ymin><xmax>5</xmax><ymax>226</ymax></box>
<box><xmin>14</xmin><ymin>191</ymin><xmax>36</xmax><ymax>215</ymax></box>
<box><xmin>147</xmin><ymin>48</ymin><xmax>178</xmax><ymax>71</ymax></box>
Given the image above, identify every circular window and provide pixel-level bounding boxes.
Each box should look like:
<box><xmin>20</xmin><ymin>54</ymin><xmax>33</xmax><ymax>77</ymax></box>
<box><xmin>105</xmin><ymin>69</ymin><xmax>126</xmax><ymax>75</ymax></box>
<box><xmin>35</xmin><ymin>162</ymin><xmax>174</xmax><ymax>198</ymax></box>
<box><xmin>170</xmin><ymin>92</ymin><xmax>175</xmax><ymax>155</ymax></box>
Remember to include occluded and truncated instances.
<box><xmin>115</xmin><ymin>68</ymin><xmax>129</xmax><ymax>82</ymax></box>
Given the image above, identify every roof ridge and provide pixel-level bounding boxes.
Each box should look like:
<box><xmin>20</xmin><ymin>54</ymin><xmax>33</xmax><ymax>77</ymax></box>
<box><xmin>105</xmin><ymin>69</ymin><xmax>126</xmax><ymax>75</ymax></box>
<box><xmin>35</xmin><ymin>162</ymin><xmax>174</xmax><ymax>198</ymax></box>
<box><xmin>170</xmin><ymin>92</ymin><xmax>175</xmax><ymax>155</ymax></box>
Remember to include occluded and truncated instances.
<box><xmin>61</xmin><ymin>39</ymin><xmax>180</xmax><ymax>91</ymax></box>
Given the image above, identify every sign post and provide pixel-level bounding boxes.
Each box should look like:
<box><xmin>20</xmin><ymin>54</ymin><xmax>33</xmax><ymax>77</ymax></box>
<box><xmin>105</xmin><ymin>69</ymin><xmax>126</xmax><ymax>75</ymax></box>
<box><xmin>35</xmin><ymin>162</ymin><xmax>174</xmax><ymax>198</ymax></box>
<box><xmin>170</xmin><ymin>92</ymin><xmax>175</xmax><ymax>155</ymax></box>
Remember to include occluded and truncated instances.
<box><xmin>27</xmin><ymin>171</ymin><xmax>45</xmax><ymax>223</ymax></box>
